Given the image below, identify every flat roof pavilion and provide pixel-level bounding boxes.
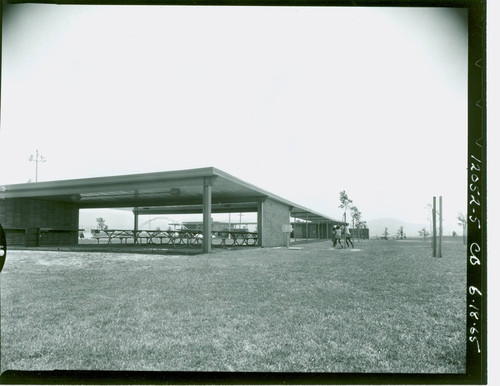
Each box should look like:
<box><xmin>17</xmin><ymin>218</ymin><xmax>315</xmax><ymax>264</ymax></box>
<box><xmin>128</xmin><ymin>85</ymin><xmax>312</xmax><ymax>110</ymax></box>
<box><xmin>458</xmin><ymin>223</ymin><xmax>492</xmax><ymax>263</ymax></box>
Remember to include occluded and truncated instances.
<box><xmin>0</xmin><ymin>167</ymin><xmax>343</xmax><ymax>253</ymax></box>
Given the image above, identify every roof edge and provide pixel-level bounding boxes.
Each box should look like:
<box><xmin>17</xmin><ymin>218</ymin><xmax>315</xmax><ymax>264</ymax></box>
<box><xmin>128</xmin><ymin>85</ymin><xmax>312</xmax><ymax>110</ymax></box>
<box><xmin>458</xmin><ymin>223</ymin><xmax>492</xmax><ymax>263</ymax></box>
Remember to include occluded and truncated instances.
<box><xmin>0</xmin><ymin>167</ymin><xmax>219</xmax><ymax>191</ymax></box>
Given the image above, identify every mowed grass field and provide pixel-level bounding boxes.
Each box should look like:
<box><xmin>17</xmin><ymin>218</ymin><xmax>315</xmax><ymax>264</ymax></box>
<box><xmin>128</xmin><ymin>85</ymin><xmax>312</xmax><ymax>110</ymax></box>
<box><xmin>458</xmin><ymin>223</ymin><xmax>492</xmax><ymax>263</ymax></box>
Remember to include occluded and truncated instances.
<box><xmin>0</xmin><ymin>238</ymin><xmax>466</xmax><ymax>373</ymax></box>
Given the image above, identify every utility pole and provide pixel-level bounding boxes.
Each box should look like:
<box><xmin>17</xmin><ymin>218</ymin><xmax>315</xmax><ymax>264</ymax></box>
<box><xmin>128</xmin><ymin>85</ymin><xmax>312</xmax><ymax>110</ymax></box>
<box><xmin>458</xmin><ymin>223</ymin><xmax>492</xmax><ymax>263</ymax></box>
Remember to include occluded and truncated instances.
<box><xmin>438</xmin><ymin>196</ymin><xmax>443</xmax><ymax>258</ymax></box>
<box><xmin>432</xmin><ymin>196</ymin><xmax>437</xmax><ymax>257</ymax></box>
<box><xmin>29</xmin><ymin>150</ymin><xmax>47</xmax><ymax>182</ymax></box>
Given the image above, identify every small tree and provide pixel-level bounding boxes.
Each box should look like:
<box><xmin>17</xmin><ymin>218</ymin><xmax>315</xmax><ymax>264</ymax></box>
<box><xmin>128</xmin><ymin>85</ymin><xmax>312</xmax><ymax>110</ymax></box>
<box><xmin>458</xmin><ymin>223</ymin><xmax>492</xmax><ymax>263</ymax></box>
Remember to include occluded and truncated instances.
<box><xmin>350</xmin><ymin>206</ymin><xmax>362</xmax><ymax>240</ymax></box>
<box><xmin>350</xmin><ymin>206</ymin><xmax>358</xmax><ymax>228</ymax></box>
<box><xmin>96</xmin><ymin>217</ymin><xmax>108</xmax><ymax>230</ymax></box>
<box><xmin>419</xmin><ymin>227</ymin><xmax>430</xmax><ymax>240</ymax></box>
<box><xmin>396</xmin><ymin>226</ymin><xmax>405</xmax><ymax>240</ymax></box>
<box><xmin>339</xmin><ymin>191</ymin><xmax>353</xmax><ymax>245</ymax></box>
<box><xmin>457</xmin><ymin>212</ymin><xmax>467</xmax><ymax>245</ymax></box>
<box><xmin>339</xmin><ymin>191</ymin><xmax>353</xmax><ymax>217</ymax></box>
<box><xmin>381</xmin><ymin>227</ymin><xmax>389</xmax><ymax>240</ymax></box>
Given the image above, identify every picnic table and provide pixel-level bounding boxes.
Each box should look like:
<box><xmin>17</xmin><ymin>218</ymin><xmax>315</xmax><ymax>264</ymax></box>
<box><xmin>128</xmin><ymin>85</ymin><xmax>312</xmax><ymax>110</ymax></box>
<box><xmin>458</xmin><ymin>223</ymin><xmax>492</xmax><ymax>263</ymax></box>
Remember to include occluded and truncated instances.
<box><xmin>90</xmin><ymin>229</ymin><xmax>258</xmax><ymax>247</ymax></box>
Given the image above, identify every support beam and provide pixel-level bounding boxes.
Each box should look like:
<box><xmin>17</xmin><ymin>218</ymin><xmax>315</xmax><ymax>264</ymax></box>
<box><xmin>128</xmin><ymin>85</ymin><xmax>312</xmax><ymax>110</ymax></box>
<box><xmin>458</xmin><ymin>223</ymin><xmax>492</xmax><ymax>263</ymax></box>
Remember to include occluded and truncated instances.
<box><xmin>133</xmin><ymin>208</ymin><xmax>139</xmax><ymax>244</ymax></box>
<box><xmin>135</xmin><ymin>202</ymin><xmax>259</xmax><ymax>215</ymax></box>
<box><xmin>75</xmin><ymin>210</ymin><xmax>80</xmax><ymax>244</ymax></box>
<box><xmin>202</xmin><ymin>178</ymin><xmax>212</xmax><ymax>253</ymax></box>
<box><xmin>306</xmin><ymin>213</ymin><xmax>309</xmax><ymax>243</ymax></box>
<box><xmin>257</xmin><ymin>200</ymin><xmax>264</xmax><ymax>247</ymax></box>
<box><xmin>294</xmin><ymin>216</ymin><xmax>297</xmax><ymax>242</ymax></box>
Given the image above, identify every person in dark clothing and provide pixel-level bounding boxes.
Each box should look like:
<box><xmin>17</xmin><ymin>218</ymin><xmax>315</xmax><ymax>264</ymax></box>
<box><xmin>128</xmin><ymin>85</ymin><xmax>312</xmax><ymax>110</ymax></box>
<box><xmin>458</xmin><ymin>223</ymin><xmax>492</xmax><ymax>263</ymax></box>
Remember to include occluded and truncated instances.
<box><xmin>332</xmin><ymin>226</ymin><xmax>342</xmax><ymax>248</ymax></box>
<box><xmin>343</xmin><ymin>226</ymin><xmax>354</xmax><ymax>248</ymax></box>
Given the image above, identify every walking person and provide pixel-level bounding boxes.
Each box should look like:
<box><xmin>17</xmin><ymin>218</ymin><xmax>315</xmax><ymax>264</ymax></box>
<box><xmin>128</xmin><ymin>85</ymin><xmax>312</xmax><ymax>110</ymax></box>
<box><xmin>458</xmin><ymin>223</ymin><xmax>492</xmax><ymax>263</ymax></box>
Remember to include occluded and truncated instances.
<box><xmin>332</xmin><ymin>226</ymin><xmax>342</xmax><ymax>248</ymax></box>
<box><xmin>343</xmin><ymin>226</ymin><xmax>354</xmax><ymax>248</ymax></box>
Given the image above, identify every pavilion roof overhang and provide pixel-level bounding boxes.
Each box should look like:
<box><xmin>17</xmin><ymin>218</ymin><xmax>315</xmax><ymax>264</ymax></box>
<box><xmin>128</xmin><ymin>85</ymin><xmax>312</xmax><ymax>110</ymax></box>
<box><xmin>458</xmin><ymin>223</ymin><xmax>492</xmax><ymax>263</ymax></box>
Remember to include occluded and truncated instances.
<box><xmin>0</xmin><ymin>167</ymin><xmax>343</xmax><ymax>224</ymax></box>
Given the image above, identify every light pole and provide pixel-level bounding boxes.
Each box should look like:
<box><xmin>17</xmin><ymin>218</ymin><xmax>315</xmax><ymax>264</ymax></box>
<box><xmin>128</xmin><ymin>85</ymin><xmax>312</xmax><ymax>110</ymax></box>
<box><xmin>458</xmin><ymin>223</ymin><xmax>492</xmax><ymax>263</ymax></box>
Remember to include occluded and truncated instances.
<box><xmin>29</xmin><ymin>150</ymin><xmax>46</xmax><ymax>182</ymax></box>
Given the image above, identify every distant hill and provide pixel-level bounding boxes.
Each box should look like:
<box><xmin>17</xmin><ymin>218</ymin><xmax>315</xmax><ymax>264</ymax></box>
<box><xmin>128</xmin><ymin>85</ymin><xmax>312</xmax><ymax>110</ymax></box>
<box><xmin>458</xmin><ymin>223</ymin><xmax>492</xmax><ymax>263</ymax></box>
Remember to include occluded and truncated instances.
<box><xmin>365</xmin><ymin>218</ymin><xmax>429</xmax><ymax>238</ymax></box>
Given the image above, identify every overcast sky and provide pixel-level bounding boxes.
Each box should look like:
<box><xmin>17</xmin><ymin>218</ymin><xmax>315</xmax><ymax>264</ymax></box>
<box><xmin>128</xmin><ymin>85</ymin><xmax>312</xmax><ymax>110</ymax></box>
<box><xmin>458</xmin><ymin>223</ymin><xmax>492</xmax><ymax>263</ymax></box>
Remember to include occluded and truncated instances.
<box><xmin>0</xmin><ymin>4</ymin><xmax>468</xmax><ymax>231</ymax></box>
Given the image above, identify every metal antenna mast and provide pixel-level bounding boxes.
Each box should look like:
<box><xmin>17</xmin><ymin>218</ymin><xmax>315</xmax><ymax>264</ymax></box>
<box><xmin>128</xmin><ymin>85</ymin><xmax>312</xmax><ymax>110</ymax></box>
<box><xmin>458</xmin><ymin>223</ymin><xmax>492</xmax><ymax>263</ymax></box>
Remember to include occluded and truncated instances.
<box><xmin>29</xmin><ymin>149</ymin><xmax>47</xmax><ymax>182</ymax></box>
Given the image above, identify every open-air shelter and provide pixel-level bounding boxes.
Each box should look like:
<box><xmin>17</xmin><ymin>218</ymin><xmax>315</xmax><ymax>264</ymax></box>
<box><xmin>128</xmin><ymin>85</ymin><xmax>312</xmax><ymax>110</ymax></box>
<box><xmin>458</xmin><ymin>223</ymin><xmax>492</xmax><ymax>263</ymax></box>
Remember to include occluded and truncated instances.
<box><xmin>0</xmin><ymin>167</ymin><xmax>344</xmax><ymax>253</ymax></box>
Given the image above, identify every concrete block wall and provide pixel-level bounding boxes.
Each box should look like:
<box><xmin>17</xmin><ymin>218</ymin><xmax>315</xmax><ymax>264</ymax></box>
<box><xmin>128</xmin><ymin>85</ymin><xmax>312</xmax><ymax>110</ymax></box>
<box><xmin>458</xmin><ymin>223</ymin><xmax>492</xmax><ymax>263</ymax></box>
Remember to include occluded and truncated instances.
<box><xmin>0</xmin><ymin>198</ymin><xmax>79</xmax><ymax>246</ymax></box>
<box><xmin>260</xmin><ymin>198</ymin><xmax>290</xmax><ymax>247</ymax></box>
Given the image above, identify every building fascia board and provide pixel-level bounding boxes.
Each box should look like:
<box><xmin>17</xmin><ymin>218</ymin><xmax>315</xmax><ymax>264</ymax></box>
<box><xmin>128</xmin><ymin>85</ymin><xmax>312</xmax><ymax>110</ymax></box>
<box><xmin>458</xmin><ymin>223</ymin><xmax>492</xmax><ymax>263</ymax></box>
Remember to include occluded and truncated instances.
<box><xmin>0</xmin><ymin>167</ymin><xmax>217</xmax><ymax>198</ymax></box>
<box><xmin>0</xmin><ymin>177</ymin><xmax>207</xmax><ymax>200</ymax></box>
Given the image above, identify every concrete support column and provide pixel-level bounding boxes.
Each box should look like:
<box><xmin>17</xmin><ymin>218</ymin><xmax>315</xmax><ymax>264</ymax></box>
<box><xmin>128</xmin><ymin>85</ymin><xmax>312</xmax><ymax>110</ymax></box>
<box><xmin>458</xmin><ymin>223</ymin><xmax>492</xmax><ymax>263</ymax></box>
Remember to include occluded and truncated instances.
<box><xmin>257</xmin><ymin>200</ymin><xmax>264</xmax><ymax>247</ymax></box>
<box><xmin>133</xmin><ymin>208</ymin><xmax>139</xmax><ymax>244</ymax></box>
<box><xmin>203</xmin><ymin>178</ymin><xmax>212</xmax><ymax>253</ymax></box>
<box><xmin>306</xmin><ymin>213</ymin><xmax>309</xmax><ymax>243</ymax></box>
<box><xmin>75</xmin><ymin>210</ymin><xmax>80</xmax><ymax>244</ymax></box>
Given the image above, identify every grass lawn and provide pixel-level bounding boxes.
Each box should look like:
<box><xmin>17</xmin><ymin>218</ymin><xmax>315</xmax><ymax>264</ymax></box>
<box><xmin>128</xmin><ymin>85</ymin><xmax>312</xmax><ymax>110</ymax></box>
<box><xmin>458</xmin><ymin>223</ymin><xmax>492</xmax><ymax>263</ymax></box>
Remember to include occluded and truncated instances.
<box><xmin>0</xmin><ymin>238</ymin><xmax>466</xmax><ymax>373</ymax></box>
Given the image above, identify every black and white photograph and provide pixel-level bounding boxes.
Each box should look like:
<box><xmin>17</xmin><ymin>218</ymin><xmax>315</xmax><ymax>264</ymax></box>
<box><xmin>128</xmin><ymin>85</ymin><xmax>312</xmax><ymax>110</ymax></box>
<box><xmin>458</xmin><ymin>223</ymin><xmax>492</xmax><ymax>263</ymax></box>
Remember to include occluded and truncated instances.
<box><xmin>0</xmin><ymin>0</ymin><xmax>488</xmax><ymax>383</ymax></box>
